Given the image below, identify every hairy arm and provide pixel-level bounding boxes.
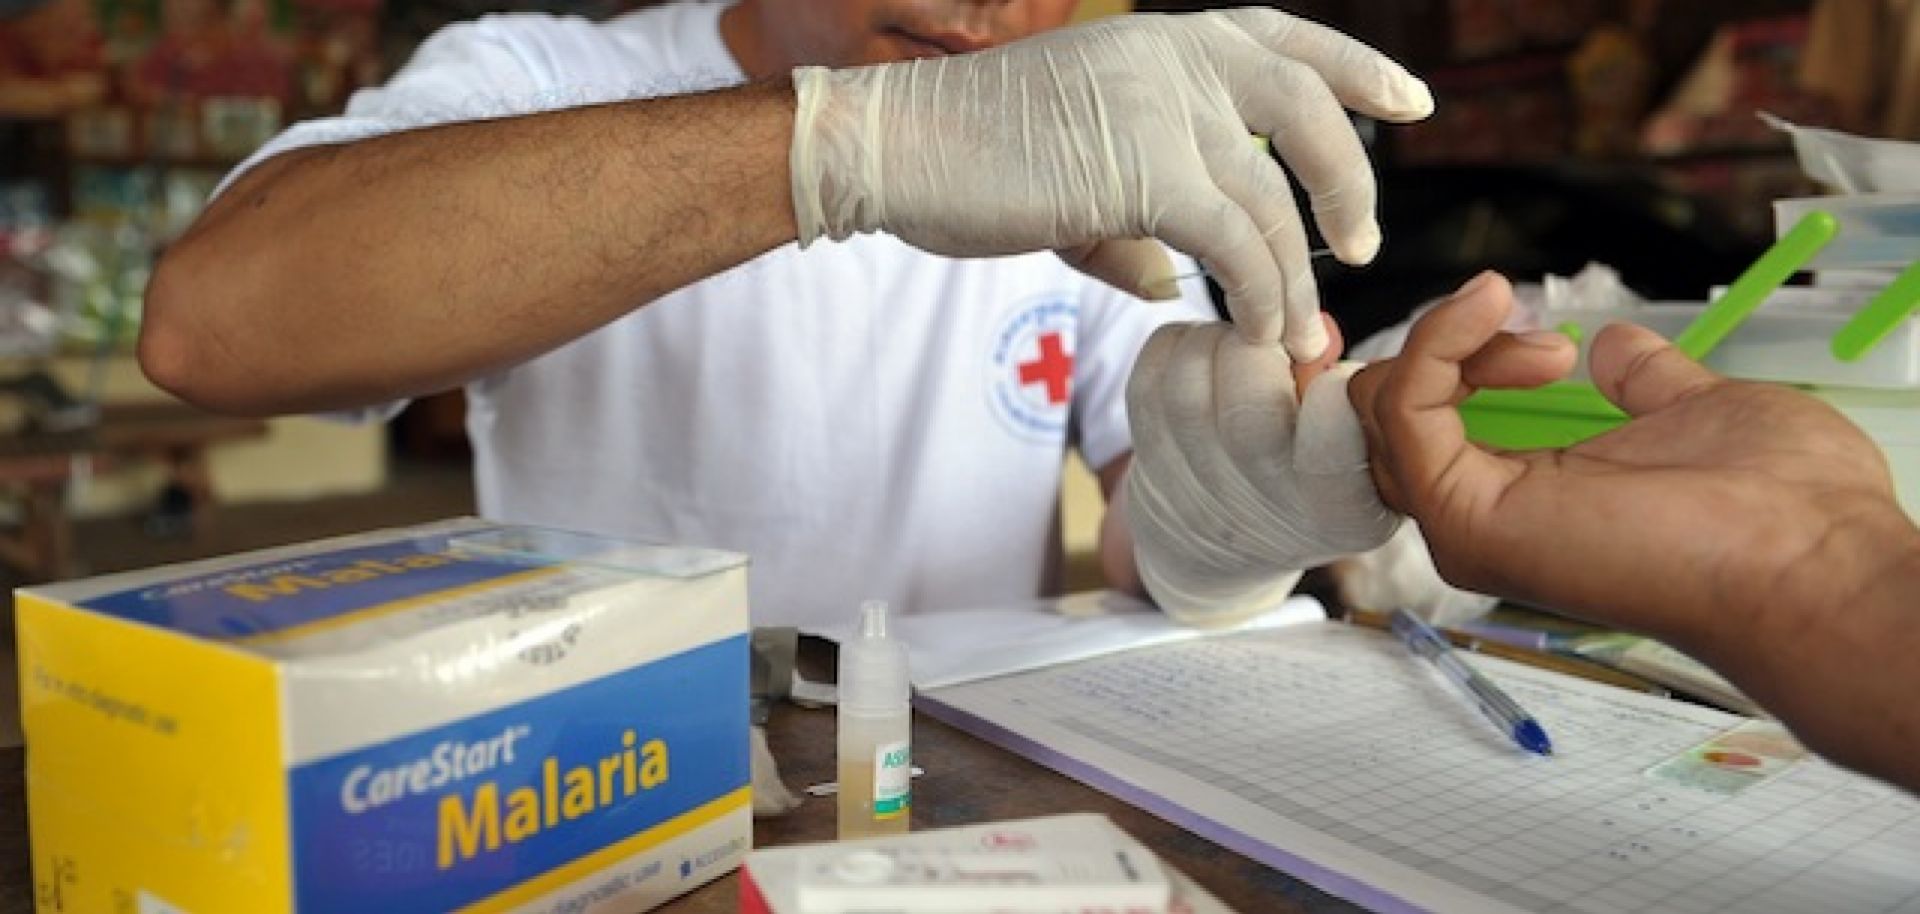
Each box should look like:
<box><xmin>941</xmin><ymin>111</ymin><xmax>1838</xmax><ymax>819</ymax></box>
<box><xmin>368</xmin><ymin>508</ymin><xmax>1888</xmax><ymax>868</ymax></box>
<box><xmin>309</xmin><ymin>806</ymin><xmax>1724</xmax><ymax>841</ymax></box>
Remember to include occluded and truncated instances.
<box><xmin>141</xmin><ymin>81</ymin><xmax>797</xmax><ymax>416</ymax></box>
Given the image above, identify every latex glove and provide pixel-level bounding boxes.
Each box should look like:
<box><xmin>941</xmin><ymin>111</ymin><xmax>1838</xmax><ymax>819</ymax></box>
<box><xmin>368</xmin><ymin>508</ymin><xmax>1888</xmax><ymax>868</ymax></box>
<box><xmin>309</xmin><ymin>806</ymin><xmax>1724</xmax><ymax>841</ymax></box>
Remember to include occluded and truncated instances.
<box><xmin>790</xmin><ymin>10</ymin><xmax>1433</xmax><ymax>360</ymax></box>
<box><xmin>1331</xmin><ymin>521</ymin><xmax>1498</xmax><ymax>627</ymax></box>
<box><xmin>750</xmin><ymin>724</ymin><xmax>802</xmax><ymax>817</ymax></box>
<box><xmin>1125</xmin><ymin>322</ymin><xmax>1401</xmax><ymax>625</ymax></box>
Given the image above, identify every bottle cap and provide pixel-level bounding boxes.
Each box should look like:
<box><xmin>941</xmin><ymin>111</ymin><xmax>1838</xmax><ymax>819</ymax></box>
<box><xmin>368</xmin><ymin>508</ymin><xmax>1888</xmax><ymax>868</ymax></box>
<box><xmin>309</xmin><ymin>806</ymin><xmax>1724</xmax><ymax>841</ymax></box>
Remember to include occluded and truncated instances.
<box><xmin>839</xmin><ymin>600</ymin><xmax>910</xmax><ymax>714</ymax></box>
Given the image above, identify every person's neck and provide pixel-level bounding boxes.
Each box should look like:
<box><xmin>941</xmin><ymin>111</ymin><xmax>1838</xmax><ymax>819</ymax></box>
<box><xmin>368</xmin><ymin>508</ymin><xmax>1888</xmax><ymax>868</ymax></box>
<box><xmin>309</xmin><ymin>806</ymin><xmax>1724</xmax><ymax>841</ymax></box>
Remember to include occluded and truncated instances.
<box><xmin>718</xmin><ymin>1</ymin><xmax>786</xmax><ymax>80</ymax></box>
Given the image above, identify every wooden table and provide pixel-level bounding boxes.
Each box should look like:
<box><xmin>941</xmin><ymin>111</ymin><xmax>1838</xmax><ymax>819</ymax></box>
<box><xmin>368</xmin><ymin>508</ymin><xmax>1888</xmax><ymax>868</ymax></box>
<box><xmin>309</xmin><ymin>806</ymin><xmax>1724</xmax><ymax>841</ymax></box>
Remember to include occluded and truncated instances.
<box><xmin>0</xmin><ymin>403</ymin><xmax>267</xmax><ymax>582</ymax></box>
<box><xmin>711</xmin><ymin>701</ymin><xmax>1358</xmax><ymax>913</ymax></box>
<box><xmin>0</xmin><ymin>700</ymin><xmax>1362</xmax><ymax>914</ymax></box>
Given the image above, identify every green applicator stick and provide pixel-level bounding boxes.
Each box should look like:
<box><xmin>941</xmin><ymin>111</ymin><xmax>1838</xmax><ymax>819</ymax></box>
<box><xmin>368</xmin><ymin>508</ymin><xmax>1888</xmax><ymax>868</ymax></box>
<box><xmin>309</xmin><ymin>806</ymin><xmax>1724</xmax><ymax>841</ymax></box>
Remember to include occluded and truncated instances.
<box><xmin>1670</xmin><ymin>211</ymin><xmax>1839</xmax><ymax>361</ymax></box>
<box><xmin>1831</xmin><ymin>259</ymin><xmax>1920</xmax><ymax>363</ymax></box>
<box><xmin>1459</xmin><ymin>210</ymin><xmax>1840</xmax><ymax>451</ymax></box>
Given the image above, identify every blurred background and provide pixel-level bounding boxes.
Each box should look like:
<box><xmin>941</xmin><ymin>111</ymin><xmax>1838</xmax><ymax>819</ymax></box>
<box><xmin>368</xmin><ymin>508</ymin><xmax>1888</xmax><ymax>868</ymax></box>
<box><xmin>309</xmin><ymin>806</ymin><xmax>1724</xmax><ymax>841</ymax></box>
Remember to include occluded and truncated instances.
<box><xmin>0</xmin><ymin>0</ymin><xmax>1913</xmax><ymax>588</ymax></box>
<box><xmin>1138</xmin><ymin>0</ymin><xmax>1912</xmax><ymax>345</ymax></box>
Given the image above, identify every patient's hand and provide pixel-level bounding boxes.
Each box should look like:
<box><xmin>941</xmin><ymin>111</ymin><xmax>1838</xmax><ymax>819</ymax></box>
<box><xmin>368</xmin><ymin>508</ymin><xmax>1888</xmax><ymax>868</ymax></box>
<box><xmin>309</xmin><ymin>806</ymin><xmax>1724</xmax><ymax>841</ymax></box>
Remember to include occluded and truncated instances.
<box><xmin>1346</xmin><ymin>271</ymin><xmax>1898</xmax><ymax>648</ymax></box>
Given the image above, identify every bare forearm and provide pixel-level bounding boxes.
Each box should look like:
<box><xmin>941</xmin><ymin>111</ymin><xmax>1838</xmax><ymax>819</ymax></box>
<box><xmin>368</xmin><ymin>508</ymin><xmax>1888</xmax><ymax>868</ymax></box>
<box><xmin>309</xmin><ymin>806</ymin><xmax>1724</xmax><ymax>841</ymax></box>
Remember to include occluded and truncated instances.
<box><xmin>1523</xmin><ymin>499</ymin><xmax>1920</xmax><ymax>790</ymax></box>
<box><xmin>142</xmin><ymin>81</ymin><xmax>798</xmax><ymax>415</ymax></box>
<box><xmin>1692</xmin><ymin>505</ymin><xmax>1920</xmax><ymax>791</ymax></box>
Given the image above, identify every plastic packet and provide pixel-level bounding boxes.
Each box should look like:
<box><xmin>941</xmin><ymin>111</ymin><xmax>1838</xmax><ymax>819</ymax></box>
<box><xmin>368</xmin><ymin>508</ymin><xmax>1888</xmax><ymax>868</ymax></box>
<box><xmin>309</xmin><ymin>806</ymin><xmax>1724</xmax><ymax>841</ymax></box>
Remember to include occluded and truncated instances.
<box><xmin>1761</xmin><ymin>111</ymin><xmax>1920</xmax><ymax>194</ymax></box>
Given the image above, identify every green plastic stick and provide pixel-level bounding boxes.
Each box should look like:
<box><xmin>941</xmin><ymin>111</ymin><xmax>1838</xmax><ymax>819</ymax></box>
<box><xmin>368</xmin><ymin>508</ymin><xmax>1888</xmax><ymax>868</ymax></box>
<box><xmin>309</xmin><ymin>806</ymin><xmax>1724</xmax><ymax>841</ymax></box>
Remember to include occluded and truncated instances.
<box><xmin>1670</xmin><ymin>210</ymin><xmax>1839</xmax><ymax>361</ymax></box>
<box><xmin>1831</xmin><ymin>258</ymin><xmax>1920</xmax><ymax>362</ymax></box>
<box><xmin>1467</xmin><ymin>383</ymin><xmax>1621</xmax><ymax>419</ymax></box>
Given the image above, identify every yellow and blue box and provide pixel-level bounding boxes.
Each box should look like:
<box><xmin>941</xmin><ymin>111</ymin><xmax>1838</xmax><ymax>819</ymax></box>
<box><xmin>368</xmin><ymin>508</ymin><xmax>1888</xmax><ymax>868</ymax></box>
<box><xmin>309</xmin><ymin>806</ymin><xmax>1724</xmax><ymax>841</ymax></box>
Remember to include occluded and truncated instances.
<box><xmin>16</xmin><ymin>518</ymin><xmax>751</xmax><ymax>913</ymax></box>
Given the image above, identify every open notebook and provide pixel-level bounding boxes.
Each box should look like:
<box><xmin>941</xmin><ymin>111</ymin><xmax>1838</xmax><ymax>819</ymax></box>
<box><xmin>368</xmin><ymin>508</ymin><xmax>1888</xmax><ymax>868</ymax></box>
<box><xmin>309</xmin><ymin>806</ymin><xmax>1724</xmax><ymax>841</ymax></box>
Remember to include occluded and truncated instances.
<box><xmin>920</xmin><ymin>620</ymin><xmax>1920</xmax><ymax>914</ymax></box>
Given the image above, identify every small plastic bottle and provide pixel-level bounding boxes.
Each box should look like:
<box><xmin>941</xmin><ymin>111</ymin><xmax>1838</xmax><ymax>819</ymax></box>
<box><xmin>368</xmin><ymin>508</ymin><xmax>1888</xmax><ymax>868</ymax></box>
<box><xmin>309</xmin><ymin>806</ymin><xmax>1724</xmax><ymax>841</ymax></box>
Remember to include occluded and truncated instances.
<box><xmin>837</xmin><ymin>600</ymin><xmax>911</xmax><ymax>839</ymax></box>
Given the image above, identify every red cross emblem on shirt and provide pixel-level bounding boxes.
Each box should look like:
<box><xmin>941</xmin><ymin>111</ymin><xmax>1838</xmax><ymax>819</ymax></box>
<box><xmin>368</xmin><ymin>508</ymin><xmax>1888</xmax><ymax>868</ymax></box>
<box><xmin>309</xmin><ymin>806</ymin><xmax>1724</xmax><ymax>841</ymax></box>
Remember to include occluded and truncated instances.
<box><xmin>1017</xmin><ymin>332</ymin><xmax>1074</xmax><ymax>405</ymax></box>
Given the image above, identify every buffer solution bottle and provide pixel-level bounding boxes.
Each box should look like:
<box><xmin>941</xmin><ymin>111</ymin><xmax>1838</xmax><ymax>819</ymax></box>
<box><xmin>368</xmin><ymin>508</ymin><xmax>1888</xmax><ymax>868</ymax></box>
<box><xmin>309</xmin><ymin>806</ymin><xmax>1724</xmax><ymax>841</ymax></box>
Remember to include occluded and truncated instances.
<box><xmin>838</xmin><ymin>599</ymin><xmax>911</xmax><ymax>838</ymax></box>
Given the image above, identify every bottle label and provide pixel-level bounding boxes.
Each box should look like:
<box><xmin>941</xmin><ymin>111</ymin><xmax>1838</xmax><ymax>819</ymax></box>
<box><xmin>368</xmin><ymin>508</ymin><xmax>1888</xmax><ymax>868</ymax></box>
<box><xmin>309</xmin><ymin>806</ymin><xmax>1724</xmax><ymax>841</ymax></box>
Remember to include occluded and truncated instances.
<box><xmin>873</xmin><ymin>740</ymin><xmax>911</xmax><ymax>819</ymax></box>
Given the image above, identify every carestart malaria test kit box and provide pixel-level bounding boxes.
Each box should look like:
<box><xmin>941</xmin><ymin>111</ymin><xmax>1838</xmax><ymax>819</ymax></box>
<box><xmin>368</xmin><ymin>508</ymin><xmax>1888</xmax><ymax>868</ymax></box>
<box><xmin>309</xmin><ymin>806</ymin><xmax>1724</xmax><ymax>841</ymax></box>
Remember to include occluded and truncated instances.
<box><xmin>16</xmin><ymin>518</ymin><xmax>751</xmax><ymax>913</ymax></box>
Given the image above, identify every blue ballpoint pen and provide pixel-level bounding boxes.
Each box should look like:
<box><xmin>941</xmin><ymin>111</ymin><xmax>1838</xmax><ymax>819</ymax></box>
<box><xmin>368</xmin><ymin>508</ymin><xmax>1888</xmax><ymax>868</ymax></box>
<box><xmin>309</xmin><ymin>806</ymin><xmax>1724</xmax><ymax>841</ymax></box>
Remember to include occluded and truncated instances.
<box><xmin>1449</xmin><ymin>619</ymin><xmax>1578</xmax><ymax>654</ymax></box>
<box><xmin>1390</xmin><ymin>608</ymin><xmax>1554</xmax><ymax>756</ymax></box>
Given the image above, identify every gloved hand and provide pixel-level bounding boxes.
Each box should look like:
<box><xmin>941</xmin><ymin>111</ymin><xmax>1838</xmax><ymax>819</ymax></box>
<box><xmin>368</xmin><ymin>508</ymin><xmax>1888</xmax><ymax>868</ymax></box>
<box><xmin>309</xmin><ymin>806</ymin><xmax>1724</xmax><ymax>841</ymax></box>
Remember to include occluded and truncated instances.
<box><xmin>789</xmin><ymin>9</ymin><xmax>1433</xmax><ymax>360</ymax></box>
<box><xmin>1331</xmin><ymin>520</ymin><xmax>1499</xmax><ymax>627</ymax></box>
<box><xmin>1125</xmin><ymin>321</ymin><xmax>1400</xmax><ymax>625</ymax></box>
<box><xmin>750</xmin><ymin>724</ymin><xmax>802</xmax><ymax>817</ymax></box>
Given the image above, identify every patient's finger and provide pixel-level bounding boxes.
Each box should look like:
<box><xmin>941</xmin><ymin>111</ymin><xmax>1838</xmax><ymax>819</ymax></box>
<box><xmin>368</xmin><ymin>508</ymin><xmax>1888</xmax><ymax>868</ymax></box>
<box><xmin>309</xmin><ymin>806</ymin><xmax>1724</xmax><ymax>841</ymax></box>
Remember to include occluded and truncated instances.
<box><xmin>1459</xmin><ymin>330</ymin><xmax>1577</xmax><ymax>390</ymax></box>
<box><xmin>1352</xmin><ymin>272</ymin><xmax>1514</xmax><ymax>518</ymax></box>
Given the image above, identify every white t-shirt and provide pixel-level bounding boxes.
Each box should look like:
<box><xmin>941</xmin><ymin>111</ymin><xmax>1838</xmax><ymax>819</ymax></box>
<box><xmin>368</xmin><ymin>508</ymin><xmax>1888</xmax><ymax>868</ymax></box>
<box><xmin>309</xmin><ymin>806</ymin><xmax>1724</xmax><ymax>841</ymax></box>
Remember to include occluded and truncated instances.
<box><xmin>228</xmin><ymin>1</ymin><xmax>1217</xmax><ymax>632</ymax></box>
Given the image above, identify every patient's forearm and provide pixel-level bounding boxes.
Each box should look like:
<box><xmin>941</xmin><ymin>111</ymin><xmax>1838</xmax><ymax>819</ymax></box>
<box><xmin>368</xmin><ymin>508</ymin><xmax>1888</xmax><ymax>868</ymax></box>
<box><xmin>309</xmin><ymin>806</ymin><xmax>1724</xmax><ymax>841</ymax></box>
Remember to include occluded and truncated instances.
<box><xmin>1694</xmin><ymin>506</ymin><xmax>1920</xmax><ymax>791</ymax></box>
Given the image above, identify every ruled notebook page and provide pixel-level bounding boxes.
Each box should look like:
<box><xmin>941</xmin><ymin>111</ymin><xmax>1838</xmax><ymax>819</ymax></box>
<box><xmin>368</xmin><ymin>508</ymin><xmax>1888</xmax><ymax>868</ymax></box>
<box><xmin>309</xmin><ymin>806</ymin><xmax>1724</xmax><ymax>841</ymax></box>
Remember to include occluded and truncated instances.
<box><xmin>922</xmin><ymin>621</ymin><xmax>1920</xmax><ymax>914</ymax></box>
